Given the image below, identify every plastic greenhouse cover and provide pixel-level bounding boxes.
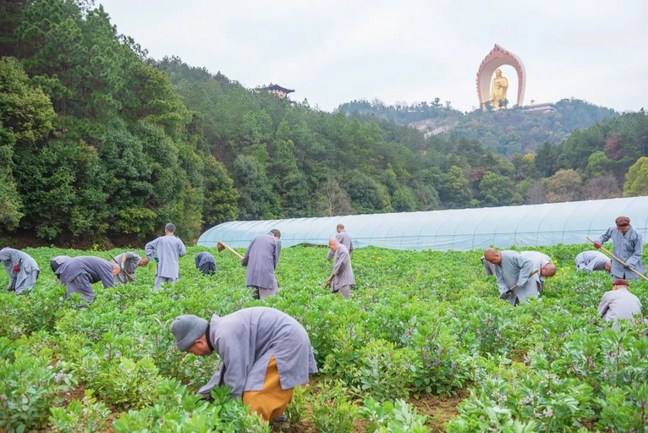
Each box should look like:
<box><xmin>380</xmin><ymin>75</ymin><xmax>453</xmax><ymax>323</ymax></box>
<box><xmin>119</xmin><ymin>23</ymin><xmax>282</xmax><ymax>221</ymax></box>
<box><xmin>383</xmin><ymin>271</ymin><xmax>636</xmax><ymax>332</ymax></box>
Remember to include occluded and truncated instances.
<box><xmin>197</xmin><ymin>196</ymin><xmax>648</xmax><ymax>251</ymax></box>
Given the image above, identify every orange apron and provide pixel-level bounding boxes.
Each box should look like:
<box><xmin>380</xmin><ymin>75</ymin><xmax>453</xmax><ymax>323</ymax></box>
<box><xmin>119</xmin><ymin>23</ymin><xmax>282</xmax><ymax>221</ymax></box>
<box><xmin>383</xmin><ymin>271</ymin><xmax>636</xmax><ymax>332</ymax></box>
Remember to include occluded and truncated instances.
<box><xmin>242</xmin><ymin>356</ymin><xmax>293</xmax><ymax>421</ymax></box>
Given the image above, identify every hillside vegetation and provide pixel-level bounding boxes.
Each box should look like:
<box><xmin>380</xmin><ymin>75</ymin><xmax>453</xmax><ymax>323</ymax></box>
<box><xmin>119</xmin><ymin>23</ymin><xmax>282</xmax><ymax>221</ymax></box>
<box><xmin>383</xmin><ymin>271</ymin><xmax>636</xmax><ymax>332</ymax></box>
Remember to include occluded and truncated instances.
<box><xmin>1</xmin><ymin>0</ymin><xmax>647</xmax><ymax>247</ymax></box>
<box><xmin>338</xmin><ymin>99</ymin><xmax>618</xmax><ymax>155</ymax></box>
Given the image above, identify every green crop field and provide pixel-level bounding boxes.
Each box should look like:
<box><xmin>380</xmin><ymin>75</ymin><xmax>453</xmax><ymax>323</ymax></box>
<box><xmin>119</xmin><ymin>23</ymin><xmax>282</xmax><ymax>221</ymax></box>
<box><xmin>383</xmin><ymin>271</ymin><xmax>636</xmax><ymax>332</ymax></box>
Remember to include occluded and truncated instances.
<box><xmin>1</xmin><ymin>244</ymin><xmax>646</xmax><ymax>432</ymax></box>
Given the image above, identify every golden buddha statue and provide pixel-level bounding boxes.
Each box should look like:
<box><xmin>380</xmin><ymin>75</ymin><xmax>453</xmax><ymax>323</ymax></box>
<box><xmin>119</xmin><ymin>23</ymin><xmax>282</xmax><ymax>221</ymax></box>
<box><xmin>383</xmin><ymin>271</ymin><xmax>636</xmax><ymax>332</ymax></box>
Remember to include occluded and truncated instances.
<box><xmin>490</xmin><ymin>68</ymin><xmax>509</xmax><ymax>109</ymax></box>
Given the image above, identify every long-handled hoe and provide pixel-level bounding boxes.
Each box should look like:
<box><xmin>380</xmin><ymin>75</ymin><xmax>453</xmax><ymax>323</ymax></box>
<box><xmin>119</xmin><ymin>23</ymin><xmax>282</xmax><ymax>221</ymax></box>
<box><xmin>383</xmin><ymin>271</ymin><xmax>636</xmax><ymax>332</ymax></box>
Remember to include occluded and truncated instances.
<box><xmin>586</xmin><ymin>236</ymin><xmax>648</xmax><ymax>282</ymax></box>
<box><xmin>499</xmin><ymin>270</ymin><xmax>539</xmax><ymax>305</ymax></box>
<box><xmin>109</xmin><ymin>254</ymin><xmax>134</xmax><ymax>282</ymax></box>
<box><xmin>216</xmin><ymin>241</ymin><xmax>244</xmax><ymax>260</ymax></box>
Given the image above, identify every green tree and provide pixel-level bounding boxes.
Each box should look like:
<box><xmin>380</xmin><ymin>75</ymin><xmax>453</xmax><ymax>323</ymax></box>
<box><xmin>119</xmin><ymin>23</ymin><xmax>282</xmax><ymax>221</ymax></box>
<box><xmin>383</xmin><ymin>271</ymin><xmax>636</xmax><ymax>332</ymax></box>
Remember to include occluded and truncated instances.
<box><xmin>585</xmin><ymin>151</ymin><xmax>613</xmax><ymax>178</ymax></box>
<box><xmin>435</xmin><ymin>166</ymin><xmax>472</xmax><ymax>208</ymax></box>
<box><xmin>535</xmin><ymin>143</ymin><xmax>560</xmax><ymax>177</ymax></box>
<box><xmin>15</xmin><ymin>136</ymin><xmax>108</xmax><ymax>240</ymax></box>
<box><xmin>545</xmin><ymin>169</ymin><xmax>582</xmax><ymax>203</ymax></box>
<box><xmin>98</xmin><ymin>120</ymin><xmax>155</xmax><ymax>238</ymax></box>
<box><xmin>624</xmin><ymin>157</ymin><xmax>648</xmax><ymax>196</ymax></box>
<box><xmin>510</xmin><ymin>153</ymin><xmax>538</xmax><ymax>181</ymax></box>
<box><xmin>0</xmin><ymin>57</ymin><xmax>55</xmax><ymax>231</ymax></box>
<box><xmin>479</xmin><ymin>172</ymin><xmax>516</xmax><ymax>206</ymax></box>
<box><xmin>232</xmin><ymin>154</ymin><xmax>279</xmax><ymax>220</ymax></box>
<box><xmin>391</xmin><ymin>186</ymin><xmax>417</xmax><ymax>212</ymax></box>
<box><xmin>0</xmin><ymin>133</ymin><xmax>22</xmax><ymax>231</ymax></box>
<box><xmin>269</xmin><ymin>139</ymin><xmax>311</xmax><ymax>217</ymax></box>
<box><xmin>0</xmin><ymin>0</ymin><xmax>29</xmax><ymax>57</ymax></box>
<box><xmin>313</xmin><ymin>176</ymin><xmax>353</xmax><ymax>216</ymax></box>
<box><xmin>343</xmin><ymin>169</ymin><xmax>391</xmax><ymax>214</ymax></box>
<box><xmin>202</xmin><ymin>156</ymin><xmax>239</xmax><ymax>227</ymax></box>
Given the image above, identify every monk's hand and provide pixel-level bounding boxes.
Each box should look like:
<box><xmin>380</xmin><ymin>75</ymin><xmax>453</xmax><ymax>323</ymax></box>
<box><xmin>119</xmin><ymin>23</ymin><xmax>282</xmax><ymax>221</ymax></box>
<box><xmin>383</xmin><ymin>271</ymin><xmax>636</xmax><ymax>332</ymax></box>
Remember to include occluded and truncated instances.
<box><xmin>199</xmin><ymin>393</ymin><xmax>213</xmax><ymax>403</ymax></box>
<box><xmin>12</xmin><ymin>265</ymin><xmax>20</xmax><ymax>272</ymax></box>
<box><xmin>593</xmin><ymin>242</ymin><xmax>601</xmax><ymax>249</ymax></box>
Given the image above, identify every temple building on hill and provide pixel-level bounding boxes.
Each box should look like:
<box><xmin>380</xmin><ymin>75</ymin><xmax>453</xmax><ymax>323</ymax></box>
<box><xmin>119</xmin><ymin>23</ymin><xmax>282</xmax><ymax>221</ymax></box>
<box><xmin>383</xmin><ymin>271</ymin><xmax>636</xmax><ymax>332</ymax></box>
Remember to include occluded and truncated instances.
<box><xmin>264</xmin><ymin>84</ymin><xmax>295</xmax><ymax>99</ymax></box>
<box><xmin>522</xmin><ymin>102</ymin><xmax>557</xmax><ymax>113</ymax></box>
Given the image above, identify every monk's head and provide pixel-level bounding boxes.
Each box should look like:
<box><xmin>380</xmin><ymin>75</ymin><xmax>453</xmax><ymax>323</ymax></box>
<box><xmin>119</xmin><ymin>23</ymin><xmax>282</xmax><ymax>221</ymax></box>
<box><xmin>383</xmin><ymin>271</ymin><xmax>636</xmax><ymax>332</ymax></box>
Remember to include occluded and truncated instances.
<box><xmin>604</xmin><ymin>261</ymin><xmax>611</xmax><ymax>272</ymax></box>
<box><xmin>336</xmin><ymin>223</ymin><xmax>345</xmax><ymax>233</ymax></box>
<box><xmin>171</xmin><ymin>315</ymin><xmax>212</xmax><ymax>356</ymax></box>
<box><xmin>270</xmin><ymin>229</ymin><xmax>281</xmax><ymax>239</ymax></box>
<box><xmin>329</xmin><ymin>238</ymin><xmax>339</xmax><ymax>252</ymax></box>
<box><xmin>615</xmin><ymin>216</ymin><xmax>631</xmax><ymax>234</ymax></box>
<box><xmin>111</xmin><ymin>263</ymin><xmax>121</xmax><ymax>276</ymax></box>
<box><xmin>541</xmin><ymin>263</ymin><xmax>557</xmax><ymax>277</ymax></box>
<box><xmin>483</xmin><ymin>248</ymin><xmax>502</xmax><ymax>265</ymax></box>
<box><xmin>612</xmin><ymin>279</ymin><xmax>629</xmax><ymax>291</ymax></box>
<box><xmin>139</xmin><ymin>257</ymin><xmax>149</xmax><ymax>267</ymax></box>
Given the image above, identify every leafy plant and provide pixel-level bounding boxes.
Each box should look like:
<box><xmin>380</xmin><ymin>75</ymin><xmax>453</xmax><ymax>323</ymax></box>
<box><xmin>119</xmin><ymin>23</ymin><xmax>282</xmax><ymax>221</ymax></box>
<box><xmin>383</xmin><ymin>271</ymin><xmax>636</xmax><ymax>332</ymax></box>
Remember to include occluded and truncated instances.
<box><xmin>0</xmin><ymin>339</ymin><xmax>72</xmax><ymax>432</ymax></box>
<box><xmin>49</xmin><ymin>390</ymin><xmax>111</xmax><ymax>433</ymax></box>
<box><xmin>113</xmin><ymin>380</ymin><xmax>270</xmax><ymax>432</ymax></box>
<box><xmin>361</xmin><ymin>397</ymin><xmax>428</xmax><ymax>433</ymax></box>
<box><xmin>284</xmin><ymin>384</ymin><xmax>307</xmax><ymax>425</ymax></box>
<box><xmin>343</xmin><ymin>339</ymin><xmax>418</xmax><ymax>402</ymax></box>
<box><xmin>311</xmin><ymin>380</ymin><xmax>358</xmax><ymax>433</ymax></box>
<box><xmin>1</xmin><ymin>243</ymin><xmax>647</xmax><ymax>431</ymax></box>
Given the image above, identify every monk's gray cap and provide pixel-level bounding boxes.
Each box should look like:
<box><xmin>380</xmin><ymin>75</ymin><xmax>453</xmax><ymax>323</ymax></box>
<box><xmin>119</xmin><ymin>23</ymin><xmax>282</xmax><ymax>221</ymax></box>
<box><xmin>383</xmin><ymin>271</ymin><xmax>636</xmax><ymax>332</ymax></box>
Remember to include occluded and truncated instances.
<box><xmin>50</xmin><ymin>255</ymin><xmax>71</xmax><ymax>273</ymax></box>
<box><xmin>171</xmin><ymin>315</ymin><xmax>208</xmax><ymax>352</ymax></box>
<box><xmin>165</xmin><ymin>223</ymin><xmax>176</xmax><ymax>232</ymax></box>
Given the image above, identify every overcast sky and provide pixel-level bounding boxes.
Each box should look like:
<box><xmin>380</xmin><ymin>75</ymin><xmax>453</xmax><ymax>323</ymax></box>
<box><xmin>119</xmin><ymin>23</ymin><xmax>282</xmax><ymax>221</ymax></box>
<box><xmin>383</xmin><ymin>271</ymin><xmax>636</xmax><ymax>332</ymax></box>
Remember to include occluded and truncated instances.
<box><xmin>99</xmin><ymin>0</ymin><xmax>647</xmax><ymax>113</ymax></box>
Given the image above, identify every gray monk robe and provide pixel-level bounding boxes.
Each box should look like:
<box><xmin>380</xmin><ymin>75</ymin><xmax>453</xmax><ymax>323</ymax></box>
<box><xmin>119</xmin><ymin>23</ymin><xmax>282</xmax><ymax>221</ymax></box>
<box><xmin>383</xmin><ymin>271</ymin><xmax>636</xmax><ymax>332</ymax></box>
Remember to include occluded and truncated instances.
<box><xmin>492</xmin><ymin>250</ymin><xmax>539</xmax><ymax>305</ymax></box>
<box><xmin>113</xmin><ymin>252</ymin><xmax>142</xmax><ymax>284</ymax></box>
<box><xmin>145</xmin><ymin>234</ymin><xmax>186</xmax><ymax>287</ymax></box>
<box><xmin>481</xmin><ymin>256</ymin><xmax>496</xmax><ymax>276</ymax></box>
<box><xmin>241</xmin><ymin>233</ymin><xmax>281</xmax><ymax>294</ymax></box>
<box><xmin>329</xmin><ymin>244</ymin><xmax>355</xmax><ymax>299</ymax></box>
<box><xmin>598</xmin><ymin>287</ymin><xmax>642</xmax><ymax>324</ymax></box>
<box><xmin>198</xmin><ymin>307</ymin><xmax>318</xmax><ymax>400</ymax></box>
<box><xmin>327</xmin><ymin>230</ymin><xmax>354</xmax><ymax>261</ymax></box>
<box><xmin>55</xmin><ymin>256</ymin><xmax>114</xmax><ymax>304</ymax></box>
<box><xmin>195</xmin><ymin>252</ymin><xmax>217</xmax><ymax>275</ymax></box>
<box><xmin>596</xmin><ymin>227</ymin><xmax>645</xmax><ymax>280</ymax></box>
<box><xmin>576</xmin><ymin>251</ymin><xmax>610</xmax><ymax>272</ymax></box>
<box><xmin>520</xmin><ymin>251</ymin><xmax>552</xmax><ymax>292</ymax></box>
<box><xmin>0</xmin><ymin>248</ymin><xmax>40</xmax><ymax>294</ymax></box>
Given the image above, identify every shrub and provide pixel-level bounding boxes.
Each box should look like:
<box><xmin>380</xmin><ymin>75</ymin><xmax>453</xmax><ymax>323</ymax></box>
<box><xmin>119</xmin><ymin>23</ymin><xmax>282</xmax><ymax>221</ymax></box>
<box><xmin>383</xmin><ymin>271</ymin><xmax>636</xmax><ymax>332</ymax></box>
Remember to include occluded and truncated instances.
<box><xmin>311</xmin><ymin>380</ymin><xmax>357</xmax><ymax>433</ymax></box>
<box><xmin>49</xmin><ymin>390</ymin><xmax>111</xmax><ymax>433</ymax></box>
<box><xmin>410</xmin><ymin>325</ymin><xmax>472</xmax><ymax>395</ymax></box>
<box><xmin>284</xmin><ymin>384</ymin><xmax>307</xmax><ymax>425</ymax></box>
<box><xmin>0</xmin><ymin>339</ymin><xmax>72</xmax><ymax>432</ymax></box>
<box><xmin>348</xmin><ymin>340</ymin><xmax>418</xmax><ymax>402</ymax></box>
<box><xmin>87</xmin><ymin>355</ymin><xmax>160</xmax><ymax>409</ymax></box>
<box><xmin>360</xmin><ymin>397</ymin><xmax>429</xmax><ymax>433</ymax></box>
<box><xmin>113</xmin><ymin>381</ymin><xmax>270</xmax><ymax>433</ymax></box>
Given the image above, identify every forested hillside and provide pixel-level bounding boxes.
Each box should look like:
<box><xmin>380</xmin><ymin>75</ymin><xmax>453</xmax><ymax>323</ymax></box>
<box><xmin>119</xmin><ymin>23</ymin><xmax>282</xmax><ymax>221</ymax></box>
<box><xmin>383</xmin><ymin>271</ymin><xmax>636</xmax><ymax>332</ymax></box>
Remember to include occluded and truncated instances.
<box><xmin>338</xmin><ymin>98</ymin><xmax>618</xmax><ymax>155</ymax></box>
<box><xmin>1</xmin><ymin>0</ymin><xmax>647</xmax><ymax>247</ymax></box>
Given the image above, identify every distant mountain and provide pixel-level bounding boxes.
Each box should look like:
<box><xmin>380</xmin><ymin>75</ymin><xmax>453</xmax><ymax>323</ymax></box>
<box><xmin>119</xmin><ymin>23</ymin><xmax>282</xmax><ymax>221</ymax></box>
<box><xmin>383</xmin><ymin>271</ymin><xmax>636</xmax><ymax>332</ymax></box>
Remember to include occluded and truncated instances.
<box><xmin>338</xmin><ymin>98</ymin><xmax>618</xmax><ymax>155</ymax></box>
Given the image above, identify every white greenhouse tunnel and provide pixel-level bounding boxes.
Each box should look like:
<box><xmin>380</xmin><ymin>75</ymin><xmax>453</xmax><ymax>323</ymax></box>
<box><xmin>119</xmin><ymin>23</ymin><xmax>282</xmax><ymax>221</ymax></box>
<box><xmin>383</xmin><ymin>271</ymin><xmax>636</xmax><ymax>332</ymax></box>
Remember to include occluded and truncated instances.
<box><xmin>197</xmin><ymin>196</ymin><xmax>648</xmax><ymax>251</ymax></box>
